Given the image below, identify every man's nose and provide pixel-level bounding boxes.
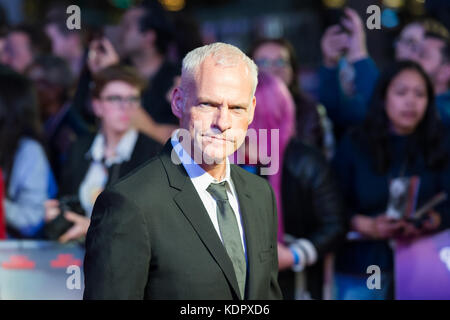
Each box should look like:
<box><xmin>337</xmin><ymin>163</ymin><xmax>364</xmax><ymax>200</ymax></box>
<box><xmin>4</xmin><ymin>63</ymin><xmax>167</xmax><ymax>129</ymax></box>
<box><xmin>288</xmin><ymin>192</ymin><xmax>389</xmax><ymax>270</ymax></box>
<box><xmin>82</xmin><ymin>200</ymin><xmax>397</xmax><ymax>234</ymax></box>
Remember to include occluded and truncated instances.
<box><xmin>214</xmin><ymin>106</ymin><xmax>232</xmax><ymax>132</ymax></box>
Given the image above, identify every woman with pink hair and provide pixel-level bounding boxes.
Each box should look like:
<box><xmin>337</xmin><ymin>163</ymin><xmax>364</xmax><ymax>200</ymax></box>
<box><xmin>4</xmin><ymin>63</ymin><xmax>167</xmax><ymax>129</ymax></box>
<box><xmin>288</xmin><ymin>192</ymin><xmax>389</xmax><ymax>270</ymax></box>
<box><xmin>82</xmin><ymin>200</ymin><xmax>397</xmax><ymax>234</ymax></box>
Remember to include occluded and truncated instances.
<box><xmin>245</xmin><ymin>72</ymin><xmax>296</xmax><ymax>243</ymax></box>
<box><xmin>239</xmin><ymin>72</ymin><xmax>345</xmax><ymax>299</ymax></box>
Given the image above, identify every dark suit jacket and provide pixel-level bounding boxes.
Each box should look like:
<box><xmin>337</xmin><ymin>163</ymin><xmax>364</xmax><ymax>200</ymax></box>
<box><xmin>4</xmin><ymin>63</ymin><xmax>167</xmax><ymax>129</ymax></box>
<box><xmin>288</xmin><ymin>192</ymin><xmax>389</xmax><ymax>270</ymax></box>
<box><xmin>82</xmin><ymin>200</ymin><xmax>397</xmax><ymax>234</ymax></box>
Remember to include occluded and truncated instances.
<box><xmin>83</xmin><ymin>140</ymin><xmax>282</xmax><ymax>300</ymax></box>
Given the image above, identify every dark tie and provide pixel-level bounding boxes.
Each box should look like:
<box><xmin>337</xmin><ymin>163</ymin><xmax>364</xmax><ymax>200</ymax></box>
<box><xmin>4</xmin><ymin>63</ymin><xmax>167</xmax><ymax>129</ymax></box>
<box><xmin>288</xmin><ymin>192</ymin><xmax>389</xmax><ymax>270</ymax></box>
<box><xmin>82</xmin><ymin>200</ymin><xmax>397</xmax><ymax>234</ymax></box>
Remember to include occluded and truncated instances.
<box><xmin>207</xmin><ymin>181</ymin><xmax>246</xmax><ymax>299</ymax></box>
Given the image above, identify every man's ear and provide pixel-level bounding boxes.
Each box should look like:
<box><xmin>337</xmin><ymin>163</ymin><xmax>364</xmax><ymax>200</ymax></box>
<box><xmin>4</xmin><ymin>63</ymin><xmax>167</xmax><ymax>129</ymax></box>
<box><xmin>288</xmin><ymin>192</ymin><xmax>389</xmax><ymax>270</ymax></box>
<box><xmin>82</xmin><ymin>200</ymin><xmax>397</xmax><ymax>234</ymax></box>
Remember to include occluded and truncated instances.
<box><xmin>171</xmin><ymin>87</ymin><xmax>184</xmax><ymax>119</ymax></box>
<box><xmin>247</xmin><ymin>96</ymin><xmax>256</xmax><ymax>125</ymax></box>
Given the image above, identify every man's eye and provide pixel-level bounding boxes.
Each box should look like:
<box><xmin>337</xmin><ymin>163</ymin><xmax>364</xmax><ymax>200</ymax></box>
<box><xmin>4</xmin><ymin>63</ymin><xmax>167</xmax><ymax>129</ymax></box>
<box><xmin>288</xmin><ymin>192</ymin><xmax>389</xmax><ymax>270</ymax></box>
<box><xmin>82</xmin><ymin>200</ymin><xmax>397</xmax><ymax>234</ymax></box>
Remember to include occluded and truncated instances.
<box><xmin>107</xmin><ymin>96</ymin><xmax>122</xmax><ymax>102</ymax></box>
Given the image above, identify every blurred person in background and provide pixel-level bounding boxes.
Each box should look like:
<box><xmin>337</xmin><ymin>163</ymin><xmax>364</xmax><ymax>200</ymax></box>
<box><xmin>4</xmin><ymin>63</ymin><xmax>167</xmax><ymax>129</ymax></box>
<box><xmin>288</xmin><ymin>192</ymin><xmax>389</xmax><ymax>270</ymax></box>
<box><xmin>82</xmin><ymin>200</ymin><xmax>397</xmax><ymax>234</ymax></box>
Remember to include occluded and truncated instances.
<box><xmin>0</xmin><ymin>168</ymin><xmax>6</xmax><ymax>239</ymax></box>
<box><xmin>73</xmin><ymin>2</ymin><xmax>180</xmax><ymax>144</ymax></box>
<box><xmin>319</xmin><ymin>7</ymin><xmax>379</xmax><ymax>137</ymax></box>
<box><xmin>0</xmin><ymin>5</ymin><xmax>8</xmax><ymax>68</ymax></box>
<box><xmin>27</xmin><ymin>55</ymin><xmax>89</xmax><ymax>183</ymax></box>
<box><xmin>0</xmin><ymin>71</ymin><xmax>51</xmax><ymax>238</ymax></box>
<box><xmin>44</xmin><ymin>6</ymin><xmax>86</xmax><ymax>79</ymax></box>
<box><xmin>332</xmin><ymin>61</ymin><xmax>450</xmax><ymax>299</ymax></box>
<box><xmin>240</xmin><ymin>72</ymin><xmax>296</xmax><ymax>234</ymax></box>
<box><xmin>416</xmin><ymin>20</ymin><xmax>450</xmax><ymax>124</ymax></box>
<box><xmin>116</xmin><ymin>2</ymin><xmax>179</xmax><ymax>136</ymax></box>
<box><xmin>0</xmin><ymin>27</ymin><xmax>7</xmax><ymax>65</ymax></box>
<box><xmin>250</xmin><ymin>38</ymin><xmax>331</xmax><ymax>156</ymax></box>
<box><xmin>0</xmin><ymin>24</ymin><xmax>51</xmax><ymax>74</ymax></box>
<box><xmin>240</xmin><ymin>72</ymin><xmax>345</xmax><ymax>299</ymax></box>
<box><xmin>44</xmin><ymin>65</ymin><xmax>161</xmax><ymax>243</ymax></box>
<box><xmin>169</xmin><ymin>12</ymin><xmax>204</xmax><ymax>63</ymax></box>
<box><xmin>319</xmin><ymin>8</ymin><xmax>450</xmax><ymax>137</ymax></box>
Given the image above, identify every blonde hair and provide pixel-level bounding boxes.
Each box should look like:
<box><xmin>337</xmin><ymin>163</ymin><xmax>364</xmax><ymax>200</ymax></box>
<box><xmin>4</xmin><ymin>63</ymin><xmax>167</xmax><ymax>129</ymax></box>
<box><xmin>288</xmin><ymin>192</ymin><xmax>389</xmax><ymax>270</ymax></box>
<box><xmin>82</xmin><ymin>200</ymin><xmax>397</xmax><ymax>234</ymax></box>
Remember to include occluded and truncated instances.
<box><xmin>181</xmin><ymin>42</ymin><xmax>258</xmax><ymax>95</ymax></box>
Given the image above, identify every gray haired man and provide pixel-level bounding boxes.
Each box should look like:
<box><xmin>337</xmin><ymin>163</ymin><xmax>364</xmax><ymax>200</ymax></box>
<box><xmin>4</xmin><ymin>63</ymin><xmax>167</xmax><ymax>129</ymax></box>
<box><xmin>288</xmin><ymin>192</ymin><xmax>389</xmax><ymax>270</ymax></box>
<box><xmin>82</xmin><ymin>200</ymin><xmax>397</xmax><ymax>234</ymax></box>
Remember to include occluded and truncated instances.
<box><xmin>83</xmin><ymin>43</ymin><xmax>282</xmax><ymax>300</ymax></box>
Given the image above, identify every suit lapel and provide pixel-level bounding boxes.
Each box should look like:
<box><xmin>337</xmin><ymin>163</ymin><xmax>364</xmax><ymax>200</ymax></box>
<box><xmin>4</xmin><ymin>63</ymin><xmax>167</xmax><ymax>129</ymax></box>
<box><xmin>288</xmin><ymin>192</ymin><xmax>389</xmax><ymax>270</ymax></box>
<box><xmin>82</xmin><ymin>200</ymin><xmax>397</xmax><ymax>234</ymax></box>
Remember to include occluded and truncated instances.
<box><xmin>159</xmin><ymin>141</ymin><xmax>242</xmax><ymax>299</ymax></box>
<box><xmin>230</xmin><ymin>166</ymin><xmax>261</xmax><ymax>300</ymax></box>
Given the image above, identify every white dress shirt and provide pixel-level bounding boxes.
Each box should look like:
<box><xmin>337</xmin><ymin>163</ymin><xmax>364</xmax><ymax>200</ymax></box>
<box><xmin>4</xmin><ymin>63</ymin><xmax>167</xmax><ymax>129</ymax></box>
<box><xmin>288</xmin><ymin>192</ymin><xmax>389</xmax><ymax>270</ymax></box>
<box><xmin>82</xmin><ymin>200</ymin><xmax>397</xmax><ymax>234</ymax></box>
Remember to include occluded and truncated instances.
<box><xmin>171</xmin><ymin>129</ymin><xmax>246</xmax><ymax>252</ymax></box>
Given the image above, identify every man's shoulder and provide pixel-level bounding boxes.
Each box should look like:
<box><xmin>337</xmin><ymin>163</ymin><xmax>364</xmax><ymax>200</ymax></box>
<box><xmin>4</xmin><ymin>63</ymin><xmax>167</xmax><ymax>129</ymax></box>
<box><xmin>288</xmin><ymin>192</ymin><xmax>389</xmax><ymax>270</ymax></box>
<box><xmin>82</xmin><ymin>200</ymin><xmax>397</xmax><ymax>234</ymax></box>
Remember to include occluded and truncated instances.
<box><xmin>230</xmin><ymin>164</ymin><xmax>273</xmax><ymax>195</ymax></box>
<box><xmin>108</xmin><ymin>155</ymin><xmax>166</xmax><ymax>196</ymax></box>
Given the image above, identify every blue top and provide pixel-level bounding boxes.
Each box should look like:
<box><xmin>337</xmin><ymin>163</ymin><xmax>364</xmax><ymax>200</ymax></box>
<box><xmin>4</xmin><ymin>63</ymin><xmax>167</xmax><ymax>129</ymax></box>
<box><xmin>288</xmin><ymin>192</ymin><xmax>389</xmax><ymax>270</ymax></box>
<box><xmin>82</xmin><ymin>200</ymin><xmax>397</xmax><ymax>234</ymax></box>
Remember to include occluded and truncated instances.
<box><xmin>3</xmin><ymin>138</ymin><xmax>50</xmax><ymax>238</ymax></box>
<box><xmin>319</xmin><ymin>57</ymin><xmax>379</xmax><ymax>130</ymax></box>
<box><xmin>332</xmin><ymin>131</ymin><xmax>450</xmax><ymax>274</ymax></box>
<box><xmin>436</xmin><ymin>90</ymin><xmax>450</xmax><ymax>126</ymax></box>
<box><xmin>319</xmin><ymin>58</ymin><xmax>450</xmax><ymax>134</ymax></box>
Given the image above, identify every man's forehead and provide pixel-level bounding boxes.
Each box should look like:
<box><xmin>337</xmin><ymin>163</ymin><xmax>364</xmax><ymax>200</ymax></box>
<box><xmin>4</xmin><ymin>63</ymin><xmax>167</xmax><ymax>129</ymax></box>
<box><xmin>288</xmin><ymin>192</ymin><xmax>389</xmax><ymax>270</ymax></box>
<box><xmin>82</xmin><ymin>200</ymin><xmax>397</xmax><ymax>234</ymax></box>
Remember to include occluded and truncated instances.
<box><xmin>195</xmin><ymin>57</ymin><xmax>250</xmax><ymax>82</ymax></box>
<box><xmin>401</xmin><ymin>24</ymin><xmax>424</xmax><ymax>39</ymax></box>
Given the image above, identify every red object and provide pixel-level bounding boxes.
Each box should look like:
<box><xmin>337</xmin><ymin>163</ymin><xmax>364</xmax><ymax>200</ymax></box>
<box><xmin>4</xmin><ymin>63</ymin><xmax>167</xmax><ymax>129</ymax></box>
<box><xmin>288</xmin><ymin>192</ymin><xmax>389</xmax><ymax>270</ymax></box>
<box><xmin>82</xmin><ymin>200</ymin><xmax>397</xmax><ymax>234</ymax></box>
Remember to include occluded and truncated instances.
<box><xmin>2</xmin><ymin>255</ymin><xmax>36</xmax><ymax>269</ymax></box>
<box><xmin>0</xmin><ymin>169</ymin><xmax>6</xmax><ymax>239</ymax></box>
<box><xmin>50</xmin><ymin>254</ymin><xmax>82</xmax><ymax>268</ymax></box>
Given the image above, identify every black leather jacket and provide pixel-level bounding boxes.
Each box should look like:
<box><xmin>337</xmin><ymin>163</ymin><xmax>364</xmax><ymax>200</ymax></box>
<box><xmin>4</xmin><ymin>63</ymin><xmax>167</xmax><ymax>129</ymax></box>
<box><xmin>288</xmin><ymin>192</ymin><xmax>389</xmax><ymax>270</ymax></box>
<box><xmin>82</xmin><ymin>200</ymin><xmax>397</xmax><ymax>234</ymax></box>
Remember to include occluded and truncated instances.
<box><xmin>279</xmin><ymin>138</ymin><xmax>347</xmax><ymax>299</ymax></box>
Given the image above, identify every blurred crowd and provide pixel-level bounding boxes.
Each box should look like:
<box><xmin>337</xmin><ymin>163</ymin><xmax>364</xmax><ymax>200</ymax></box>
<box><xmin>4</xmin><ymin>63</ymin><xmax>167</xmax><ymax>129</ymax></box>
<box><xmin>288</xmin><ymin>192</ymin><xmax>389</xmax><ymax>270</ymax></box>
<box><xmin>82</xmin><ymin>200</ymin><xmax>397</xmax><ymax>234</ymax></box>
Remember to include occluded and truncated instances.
<box><xmin>0</xmin><ymin>1</ymin><xmax>449</xmax><ymax>300</ymax></box>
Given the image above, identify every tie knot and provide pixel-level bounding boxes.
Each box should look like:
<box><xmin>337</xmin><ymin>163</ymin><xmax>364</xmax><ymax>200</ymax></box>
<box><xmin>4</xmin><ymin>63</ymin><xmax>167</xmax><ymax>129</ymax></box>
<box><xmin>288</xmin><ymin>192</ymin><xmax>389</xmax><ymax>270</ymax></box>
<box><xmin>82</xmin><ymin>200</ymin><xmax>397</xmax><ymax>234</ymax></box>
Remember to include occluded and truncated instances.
<box><xmin>207</xmin><ymin>181</ymin><xmax>228</xmax><ymax>201</ymax></box>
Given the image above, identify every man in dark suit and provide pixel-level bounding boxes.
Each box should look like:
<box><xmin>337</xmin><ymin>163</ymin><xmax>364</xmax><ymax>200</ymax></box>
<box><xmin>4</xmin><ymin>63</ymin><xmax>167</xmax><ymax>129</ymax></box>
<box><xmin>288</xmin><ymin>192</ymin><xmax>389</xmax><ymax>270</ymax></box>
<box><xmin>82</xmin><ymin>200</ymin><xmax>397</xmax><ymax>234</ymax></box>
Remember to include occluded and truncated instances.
<box><xmin>83</xmin><ymin>42</ymin><xmax>282</xmax><ymax>300</ymax></box>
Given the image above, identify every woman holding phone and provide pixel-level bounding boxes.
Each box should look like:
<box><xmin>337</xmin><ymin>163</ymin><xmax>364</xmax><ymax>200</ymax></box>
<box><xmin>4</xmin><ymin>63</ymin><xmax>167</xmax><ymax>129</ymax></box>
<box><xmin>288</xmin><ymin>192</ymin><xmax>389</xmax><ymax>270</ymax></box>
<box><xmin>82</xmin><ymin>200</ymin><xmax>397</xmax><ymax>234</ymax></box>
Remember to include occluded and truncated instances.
<box><xmin>333</xmin><ymin>60</ymin><xmax>450</xmax><ymax>299</ymax></box>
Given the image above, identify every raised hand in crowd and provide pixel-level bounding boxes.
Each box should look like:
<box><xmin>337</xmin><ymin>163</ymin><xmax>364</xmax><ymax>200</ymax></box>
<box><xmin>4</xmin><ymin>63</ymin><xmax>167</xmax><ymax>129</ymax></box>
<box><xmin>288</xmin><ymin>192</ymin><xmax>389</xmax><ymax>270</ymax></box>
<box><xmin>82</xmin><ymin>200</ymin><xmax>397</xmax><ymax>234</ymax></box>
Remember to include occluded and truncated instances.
<box><xmin>340</xmin><ymin>7</ymin><xmax>369</xmax><ymax>63</ymax></box>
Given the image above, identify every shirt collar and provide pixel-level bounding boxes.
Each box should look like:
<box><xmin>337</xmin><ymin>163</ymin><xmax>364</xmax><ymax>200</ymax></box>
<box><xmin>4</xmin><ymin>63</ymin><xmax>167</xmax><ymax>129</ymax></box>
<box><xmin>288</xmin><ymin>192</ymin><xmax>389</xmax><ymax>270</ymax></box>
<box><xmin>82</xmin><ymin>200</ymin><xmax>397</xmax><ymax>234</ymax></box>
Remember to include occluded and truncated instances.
<box><xmin>87</xmin><ymin>129</ymin><xmax>138</xmax><ymax>166</ymax></box>
<box><xmin>170</xmin><ymin>129</ymin><xmax>232</xmax><ymax>192</ymax></box>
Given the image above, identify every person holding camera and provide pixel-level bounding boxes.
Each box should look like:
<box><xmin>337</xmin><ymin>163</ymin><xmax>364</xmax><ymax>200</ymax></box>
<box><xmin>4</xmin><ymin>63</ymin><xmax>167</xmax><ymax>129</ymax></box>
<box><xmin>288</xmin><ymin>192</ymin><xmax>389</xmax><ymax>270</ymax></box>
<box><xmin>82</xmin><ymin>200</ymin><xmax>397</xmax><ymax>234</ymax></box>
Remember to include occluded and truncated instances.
<box><xmin>332</xmin><ymin>61</ymin><xmax>450</xmax><ymax>299</ymax></box>
<box><xmin>44</xmin><ymin>64</ymin><xmax>161</xmax><ymax>243</ymax></box>
<box><xmin>319</xmin><ymin>8</ymin><xmax>450</xmax><ymax>140</ymax></box>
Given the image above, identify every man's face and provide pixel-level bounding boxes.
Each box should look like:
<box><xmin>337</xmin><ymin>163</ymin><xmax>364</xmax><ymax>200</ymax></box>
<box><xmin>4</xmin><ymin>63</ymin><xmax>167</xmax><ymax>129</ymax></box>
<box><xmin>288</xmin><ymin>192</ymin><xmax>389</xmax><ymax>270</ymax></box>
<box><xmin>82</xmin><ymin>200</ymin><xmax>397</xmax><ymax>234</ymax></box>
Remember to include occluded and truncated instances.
<box><xmin>1</xmin><ymin>31</ymin><xmax>33</xmax><ymax>73</ymax></box>
<box><xmin>253</xmin><ymin>42</ymin><xmax>293</xmax><ymax>86</ymax></box>
<box><xmin>416</xmin><ymin>37</ymin><xmax>446</xmax><ymax>80</ymax></box>
<box><xmin>93</xmin><ymin>81</ymin><xmax>140</xmax><ymax>135</ymax></box>
<box><xmin>395</xmin><ymin>23</ymin><xmax>425</xmax><ymax>62</ymax></box>
<box><xmin>173</xmin><ymin>57</ymin><xmax>256</xmax><ymax>164</ymax></box>
<box><xmin>119</xmin><ymin>8</ymin><xmax>146</xmax><ymax>57</ymax></box>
